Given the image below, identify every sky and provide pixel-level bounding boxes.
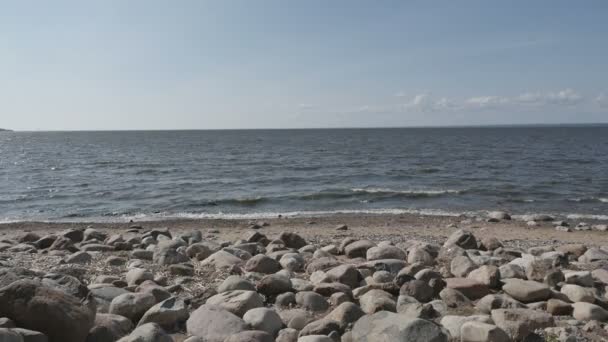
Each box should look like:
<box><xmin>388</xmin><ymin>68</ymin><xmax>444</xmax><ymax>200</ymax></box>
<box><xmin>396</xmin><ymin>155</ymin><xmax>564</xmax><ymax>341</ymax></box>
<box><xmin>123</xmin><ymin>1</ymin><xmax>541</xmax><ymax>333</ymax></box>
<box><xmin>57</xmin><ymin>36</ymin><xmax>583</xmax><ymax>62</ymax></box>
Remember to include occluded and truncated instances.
<box><xmin>1</xmin><ymin>0</ymin><xmax>607</xmax><ymax>130</ymax></box>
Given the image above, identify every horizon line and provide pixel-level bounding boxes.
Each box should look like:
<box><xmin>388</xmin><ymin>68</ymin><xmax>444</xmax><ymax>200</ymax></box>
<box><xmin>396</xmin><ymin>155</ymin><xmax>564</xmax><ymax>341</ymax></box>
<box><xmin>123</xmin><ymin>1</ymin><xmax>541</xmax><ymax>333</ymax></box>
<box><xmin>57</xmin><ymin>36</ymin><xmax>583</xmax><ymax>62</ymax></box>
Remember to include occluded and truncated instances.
<box><xmin>5</xmin><ymin>122</ymin><xmax>608</xmax><ymax>132</ymax></box>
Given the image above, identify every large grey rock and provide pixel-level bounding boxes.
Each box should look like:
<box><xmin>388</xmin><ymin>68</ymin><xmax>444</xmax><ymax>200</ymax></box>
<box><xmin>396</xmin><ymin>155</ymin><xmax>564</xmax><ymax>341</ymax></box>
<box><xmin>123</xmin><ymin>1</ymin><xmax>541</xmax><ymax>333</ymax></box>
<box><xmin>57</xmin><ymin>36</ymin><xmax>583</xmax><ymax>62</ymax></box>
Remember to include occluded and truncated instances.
<box><xmin>460</xmin><ymin>321</ymin><xmax>510</xmax><ymax>342</ymax></box>
<box><xmin>87</xmin><ymin>313</ymin><xmax>134</xmax><ymax>342</ymax></box>
<box><xmin>137</xmin><ymin>297</ymin><xmax>188</xmax><ymax>330</ymax></box>
<box><xmin>109</xmin><ymin>292</ymin><xmax>156</xmax><ymax>323</ymax></box>
<box><xmin>351</xmin><ymin>311</ymin><xmax>448</xmax><ymax>341</ymax></box>
<box><xmin>116</xmin><ymin>323</ymin><xmax>173</xmax><ymax>342</ymax></box>
<box><xmin>491</xmin><ymin>308</ymin><xmax>554</xmax><ymax>341</ymax></box>
<box><xmin>242</xmin><ymin>308</ymin><xmax>283</xmax><ymax>336</ymax></box>
<box><xmin>0</xmin><ymin>280</ymin><xmax>95</xmax><ymax>342</ymax></box>
<box><xmin>502</xmin><ymin>279</ymin><xmax>551</xmax><ymax>303</ymax></box>
<box><xmin>206</xmin><ymin>290</ymin><xmax>263</xmax><ymax>317</ymax></box>
<box><xmin>444</xmin><ymin>230</ymin><xmax>477</xmax><ymax>249</ymax></box>
<box><xmin>572</xmin><ymin>302</ymin><xmax>608</xmax><ymax>321</ymax></box>
<box><xmin>186</xmin><ymin>305</ymin><xmax>247</xmax><ymax>342</ymax></box>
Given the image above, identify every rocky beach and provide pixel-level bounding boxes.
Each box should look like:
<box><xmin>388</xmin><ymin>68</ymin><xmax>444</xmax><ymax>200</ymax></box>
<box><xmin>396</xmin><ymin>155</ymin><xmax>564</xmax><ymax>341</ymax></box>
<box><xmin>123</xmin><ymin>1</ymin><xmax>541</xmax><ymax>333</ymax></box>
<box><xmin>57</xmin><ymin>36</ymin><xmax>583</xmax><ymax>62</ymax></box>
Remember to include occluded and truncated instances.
<box><xmin>1</xmin><ymin>212</ymin><xmax>608</xmax><ymax>341</ymax></box>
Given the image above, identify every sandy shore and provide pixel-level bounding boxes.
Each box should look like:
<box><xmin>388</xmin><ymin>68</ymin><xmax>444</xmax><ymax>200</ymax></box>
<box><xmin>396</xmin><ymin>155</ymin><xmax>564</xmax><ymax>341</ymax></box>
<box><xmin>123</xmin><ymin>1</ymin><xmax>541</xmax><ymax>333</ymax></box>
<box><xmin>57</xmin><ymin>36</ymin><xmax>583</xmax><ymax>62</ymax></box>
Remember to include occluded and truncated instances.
<box><xmin>2</xmin><ymin>212</ymin><xmax>607</xmax><ymax>248</ymax></box>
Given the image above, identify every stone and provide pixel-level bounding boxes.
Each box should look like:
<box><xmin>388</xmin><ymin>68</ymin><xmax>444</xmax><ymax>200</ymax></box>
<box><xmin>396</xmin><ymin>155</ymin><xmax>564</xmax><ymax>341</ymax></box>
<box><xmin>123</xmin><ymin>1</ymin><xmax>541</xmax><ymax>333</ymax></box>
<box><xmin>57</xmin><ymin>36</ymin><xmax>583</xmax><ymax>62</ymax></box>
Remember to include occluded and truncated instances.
<box><xmin>460</xmin><ymin>321</ymin><xmax>510</xmax><ymax>342</ymax></box>
<box><xmin>295</xmin><ymin>291</ymin><xmax>329</xmax><ymax>312</ymax></box>
<box><xmin>444</xmin><ymin>229</ymin><xmax>477</xmax><ymax>249</ymax></box>
<box><xmin>186</xmin><ymin>305</ymin><xmax>247</xmax><ymax>342</ymax></box>
<box><xmin>87</xmin><ymin>313</ymin><xmax>134</xmax><ymax>342</ymax></box>
<box><xmin>560</xmin><ymin>284</ymin><xmax>595</xmax><ymax>303</ymax></box>
<box><xmin>116</xmin><ymin>323</ymin><xmax>172</xmax><ymax>342</ymax></box>
<box><xmin>224</xmin><ymin>330</ymin><xmax>274</xmax><ymax>342</ymax></box>
<box><xmin>440</xmin><ymin>315</ymin><xmax>492</xmax><ymax>340</ymax></box>
<box><xmin>502</xmin><ymin>279</ymin><xmax>551</xmax><ymax>303</ymax></box>
<box><xmin>450</xmin><ymin>256</ymin><xmax>477</xmax><ymax>277</ymax></box>
<box><xmin>257</xmin><ymin>274</ymin><xmax>293</xmax><ymax>297</ymax></box>
<box><xmin>243</xmin><ymin>308</ymin><xmax>283</xmax><ymax>336</ymax></box>
<box><xmin>366</xmin><ymin>246</ymin><xmax>406</xmax><ymax>261</ymax></box>
<box><xmin>444</xmin><ymin>278</ymin><xmax>490</xmax><ymax>300</ymax></box>
<box><xmin>491</xmin><ymin>308</ymin><xmax>554</xmax><ymax>341</ymax></box>
<box><xmin>399</xmin><ymin>280</ymin><xmax>433</xmax><ymax>303</ymax></box>
<box><xmin>245</xmin><ymin>255</ymin><xmax>281</xmax><ymax>274</ymax></box>
<box><xmin>344</xmin><ymin>240</ymin><xmax>376</xmax><ymax>259</ymax></box>
<box><xmin>351</xmin><ymin>311</ymin><xmax>448</xmax><ymax>341</ymax></box>
<box><xmin>206</xmin><ymin>290</ymin><xmax>264</xmax><ymax>317</ymax></box>
<box><xmin>467</xmin><ymin>265</ymin><xmax>500</xmax><ymax>288</ymax></box>
<box><xmin>298</xmin><ymin>319</ymin><xmax>340</xmax><ymax>337</ymax></box>
<box><xmin>126</xmin><ymin>268</ymin><xmax>154</xmax><ymax>287</ymax></box>
<box><xmin>475</xmin><ymin>294</ymin><xmax>525</xmax><ymax>314</ymax></box>
<box><xmin>325</xmin><ymin>302</ymin><xmax>365</xmax><ymax>331</ymax></box>
<box><xmin>572</xmin><ymin>302</ymin><xmax>608</xmax><ymax>321</ymax></box>
<box><xmin>217</xmin><ymin>276</ymin><xmax>256</xmax><ymax>293</ymax></box>
<box><xmin>546</xmin><ymin>299</ymin><xmax>572</xmax><ymax>316</ymax></box>
<box><xmin>325</xmin><ymin>265</ymin><xmax>360</xmax><ymax>288</ymax></box>
<box><xmin>359</xmin><ymin>289</ymin><xmax>396</xmax><ymax>314</ymax></box>
<box><xmin>109</xmin><ymin>292</ymin><xmax>156</xmax><ymax>323</ymax></box>
<box><xmin>137</xmin><ymin>297</ymin><xmax>188</xmax><ymax>330</ymax></box>
<box><xmin>201</xmin><ymin>251</ymin><xmax>243</xmax><ymax>269</ymax></box>
<box><xmin>0</xmin><ymin>280</ymin><xmax>95</xmax><ymax>342</ymax></box>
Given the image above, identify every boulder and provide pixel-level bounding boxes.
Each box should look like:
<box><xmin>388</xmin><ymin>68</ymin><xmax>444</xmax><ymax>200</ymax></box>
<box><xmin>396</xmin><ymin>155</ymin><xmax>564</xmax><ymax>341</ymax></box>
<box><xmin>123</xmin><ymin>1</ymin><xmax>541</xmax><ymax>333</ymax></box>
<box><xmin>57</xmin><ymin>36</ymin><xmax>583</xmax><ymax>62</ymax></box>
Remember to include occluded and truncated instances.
<box><xmin>186</xmin><ymin>305</ymin><xmax>247</xmax><ymax>342</ymax></box>
<box><xmin>0</xmin><ymin>280</ymin><xmax>95</xmax><ymax>342</ymax></box>
<box><xmin>351</xmin><ymin>311</ymin><xmax>448</xmax><ymax>341</ymax></box>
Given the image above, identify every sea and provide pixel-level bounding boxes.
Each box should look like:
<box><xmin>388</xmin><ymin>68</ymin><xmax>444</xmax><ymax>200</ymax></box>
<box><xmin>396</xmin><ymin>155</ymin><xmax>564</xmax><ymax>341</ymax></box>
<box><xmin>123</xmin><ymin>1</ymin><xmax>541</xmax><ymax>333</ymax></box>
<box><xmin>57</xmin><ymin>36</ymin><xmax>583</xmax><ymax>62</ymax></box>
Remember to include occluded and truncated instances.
<box><xmin>1</xmin><ymin>126</ymin><xmax>607</xmax><ymax>223</ymax></box>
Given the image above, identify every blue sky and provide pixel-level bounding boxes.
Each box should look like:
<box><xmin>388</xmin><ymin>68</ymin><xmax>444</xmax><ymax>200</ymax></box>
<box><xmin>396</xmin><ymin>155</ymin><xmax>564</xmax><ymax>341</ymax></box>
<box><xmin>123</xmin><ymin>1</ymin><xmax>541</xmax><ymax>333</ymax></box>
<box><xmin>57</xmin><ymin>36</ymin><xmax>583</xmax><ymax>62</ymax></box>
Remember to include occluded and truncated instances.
<box><xmin>1</xmin><ymin>0</ymin><xmax>607</xmax><ymax>130</ymax></box>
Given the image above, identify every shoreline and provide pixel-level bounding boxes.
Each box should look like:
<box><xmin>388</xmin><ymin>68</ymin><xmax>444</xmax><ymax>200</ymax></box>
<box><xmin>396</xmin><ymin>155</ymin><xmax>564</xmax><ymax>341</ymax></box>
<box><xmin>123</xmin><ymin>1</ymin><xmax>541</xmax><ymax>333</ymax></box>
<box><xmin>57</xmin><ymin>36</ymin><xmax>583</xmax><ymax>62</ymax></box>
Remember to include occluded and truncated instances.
<box><xmin>3</xmin><ymin>211</ymin><xmax>608</xmax><ymax>248</ymax></box>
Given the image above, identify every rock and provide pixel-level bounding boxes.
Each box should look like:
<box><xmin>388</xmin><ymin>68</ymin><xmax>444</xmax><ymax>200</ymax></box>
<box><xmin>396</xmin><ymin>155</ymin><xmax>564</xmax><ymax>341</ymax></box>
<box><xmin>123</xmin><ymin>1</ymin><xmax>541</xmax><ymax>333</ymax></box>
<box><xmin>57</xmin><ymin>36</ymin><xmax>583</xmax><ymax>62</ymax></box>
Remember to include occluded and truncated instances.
<box><xmin>475</xmin><ymin>294</ymin><xmax>525</xmax><ymax>314</ymax></box>
<box><xmin>560</xmin><ymin>284</ymin><xmax>595</xmax><ymax>303</ymax></box>
<box><xmin>153</xmin><ymin>240</ymin><xmax>188</xmax><ymax>266</ymax></box>
<box><xmin>295</xmin><ymin>291</ymin><xmax>329</xmax><ymax>312</ymax></box>
<box><xmin>440</xmin><ymin>315</ymin><xmax>492</xmax><ymax>340</ymax></box>
<box><xmin>109</xmin><ymin>292</ymin><xmax>156</xmax><ymax>323</ymax></box>
<box><xmin>298</xmin><ymin>319</ymin><xmax>340</xmax><ymax>337</ymax></box>
<box><xmin>359</xmin><ymin>289</ymin><xmax>396</xmax><ymax>314</ymax></box>
<box><xmin>572</xmin><ymin>302</ymin><xmax>608</xmax><ymax>321</ymax></box>
<box><xmin>224</xmin><ymin>330</ymin><xmax>274</xmax><ymax>342</ymax></box>
<box><xmin>491</xmin><ymin>308</ymin><xmax>554</xmax><ymax>341</ymax></box>
<box><xmin>399</xmin><ymin>280</ymin><xmax>434</xmax><ymax>303</ymax></box>
<box><xmin>546</xmin><ymin>299</ymin><xmax>572</xmax><ymax>316</ymax></box>
<box><xmin>325</xmin><ymin>265</ymin><xmax>360</xmax><ymax>289</ymax></box>
<box><xmin>206</xmin><ymin>290</ymin><xmax>264</xmax><ymax>317</ymax></box>
<box><xmin>444</xmin><ymin>278</ymin><xmax>490</xmax><ymax>300</ymax></box>
<box><xmin>351</xmin><ymin>311</ymin><xmax>448</xmax><ymax>341</ymax></box>
<box><xmin>460</xmin><ymin>321</ymin><xmax>510</xmax><ymax>342</ymax></box>
<box><xmin>502</xmin><ymin>279</ymin><xmax>551</xmax><ymax>303</ymax></box>
<box><xmin>444</xmin><ymin>229</ymin><xmax>477</xmax><ymax>249</ymax></box>
<box><xmin>186</xmin><ymin>305</ymin><xmax>247</xmax><ymax>342</ymax></box>
<box><xmin>201</xmin><ymin>251</ymin><xmax>243</xmax><ymax>269</ymax></box>
<box><xmin>245</xmin><ymin>255</ymin><xmax>281</xmax><ymax>274</ymax></box>
<box><xmin>0</xmin><ymin>328</ymin><xmax>23</xmax><ymax>342</ymax></box>
<box><xmin>564</xmin><ymin>271</ymin><xmax>594</xmax><ymax>287</ymax></box>
<box><xmin>257</xmin><ymin>274</ymin><xmax>292</xmax><ymax>297</ymax></box>
<box><xmin>278</xmin><ymin>232</ymin><xmax>307</xmax><ymax>249</ymax></box>
<box><xmin>467</xmin><ymin>265</ymin><xmax>500</xmax><ymax>288</ymax></box>
<box><xmin>217</xmin><ymin>276</ymin><xmax>256</xmax><ymax>293</ymax></box>
<box><xmin>439</xmin><ymin>288</ymin><xmax>471</xmax><ymax>308</ymax></box>
<box><xmin>87</xmin><ymin>313</ymin><xmax>134</xmax><ymax>342</ymax></box>
<box><xmin>125</xmin><ymin>268</ymin><xmax>154</xmax><ymax>287</ymax></box>
<box><xmin>243</xmin><ymin>308</ymin><xmax>283</xmax><ymax>336</ymax></box>
<box><xmin>344</xmin><ymin>240</ymin><xmax>376</xmax><ymax>259</ymax></box>
<box><xmin>137</xmin><ymin>297</ymin><xmax>188</xmax><ymax>330</ymax></box>
<box><xmin>450</xmin><ymin>256</ymin><xmax>477</xmax><ymax>277</ymax></box>
<box><xmin>366</xmin><ymin>246</ymin><xmax>406</xmax><ymax>261</ymax></box>
<box><xmin>325</xmin><ymin>302</ymin><xmax>365</xmax><ymax>330</ymax></box>
<box><xmin>0</xmin><ymin>280</ymin><xmax>95</xmax><ymax>342</ymax></box>
<box><xmin>116</xmin><ymin>323</ymin><xmax>172</xmax><ymax>342</ymax></box>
